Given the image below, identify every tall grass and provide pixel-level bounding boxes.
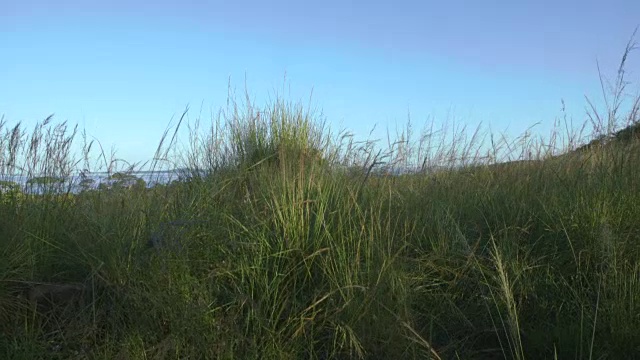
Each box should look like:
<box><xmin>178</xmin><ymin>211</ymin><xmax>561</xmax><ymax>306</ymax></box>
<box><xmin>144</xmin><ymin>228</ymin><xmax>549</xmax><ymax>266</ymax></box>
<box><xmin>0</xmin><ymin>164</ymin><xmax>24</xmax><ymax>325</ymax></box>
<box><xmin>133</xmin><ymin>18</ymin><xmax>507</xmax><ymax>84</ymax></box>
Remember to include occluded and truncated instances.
<box><xmin>1</xmin><ymin>32</ymin><xmax>640</xmax><ymax>359</ymax></box>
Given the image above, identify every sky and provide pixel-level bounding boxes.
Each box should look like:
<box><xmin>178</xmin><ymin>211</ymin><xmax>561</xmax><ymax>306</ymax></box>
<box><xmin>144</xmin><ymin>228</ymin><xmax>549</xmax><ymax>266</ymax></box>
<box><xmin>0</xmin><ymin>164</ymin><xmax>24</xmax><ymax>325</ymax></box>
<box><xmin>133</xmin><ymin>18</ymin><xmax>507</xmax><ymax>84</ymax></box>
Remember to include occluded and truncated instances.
<box><xmin>1</xmin><ymin>0</ymin><xmax>639</xmax><ymax>167</ymax></box>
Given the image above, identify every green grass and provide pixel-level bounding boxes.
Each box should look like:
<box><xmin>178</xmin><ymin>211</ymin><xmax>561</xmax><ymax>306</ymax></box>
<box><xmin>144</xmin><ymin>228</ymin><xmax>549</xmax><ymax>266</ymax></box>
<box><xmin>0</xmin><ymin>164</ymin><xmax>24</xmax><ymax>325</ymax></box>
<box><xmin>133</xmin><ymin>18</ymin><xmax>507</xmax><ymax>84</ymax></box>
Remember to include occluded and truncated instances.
<box><xmin>1</xmin><ymin>36</ymin><xmax>640</xmax><ymax>359</ymax></box>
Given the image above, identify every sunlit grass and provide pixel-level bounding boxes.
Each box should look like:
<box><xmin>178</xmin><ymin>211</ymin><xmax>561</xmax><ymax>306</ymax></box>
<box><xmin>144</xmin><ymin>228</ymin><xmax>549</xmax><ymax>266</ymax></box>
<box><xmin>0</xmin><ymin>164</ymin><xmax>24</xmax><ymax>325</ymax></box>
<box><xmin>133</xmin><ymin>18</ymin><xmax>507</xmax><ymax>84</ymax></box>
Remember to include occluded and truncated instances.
<box><xmin>1</xmin><ymin>32</ymin><xmax>639</xmax><ymax>359</ymax></box>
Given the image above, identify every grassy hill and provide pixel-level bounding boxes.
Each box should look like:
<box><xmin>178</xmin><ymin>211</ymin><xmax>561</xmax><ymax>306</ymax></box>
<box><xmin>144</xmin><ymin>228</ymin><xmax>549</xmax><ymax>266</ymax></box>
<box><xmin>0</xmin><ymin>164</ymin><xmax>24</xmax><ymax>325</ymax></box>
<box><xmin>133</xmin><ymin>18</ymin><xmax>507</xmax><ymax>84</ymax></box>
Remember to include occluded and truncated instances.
<box><xmin>1</xmin><ymin>52</ymin><xmax>640</xmax><ymax>359</ymax></box>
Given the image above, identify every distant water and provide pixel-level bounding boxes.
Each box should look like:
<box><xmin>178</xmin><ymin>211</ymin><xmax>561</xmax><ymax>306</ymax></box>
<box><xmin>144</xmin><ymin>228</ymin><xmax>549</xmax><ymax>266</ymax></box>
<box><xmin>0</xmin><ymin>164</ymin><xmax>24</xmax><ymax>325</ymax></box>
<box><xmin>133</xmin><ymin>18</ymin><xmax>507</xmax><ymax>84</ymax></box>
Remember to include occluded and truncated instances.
<box><xmin>0</xmin><ymin>165</ymin><xmax>453</xmax><ymax>195</ymax></box>
<box><xmin>0</xmin><ymin>170</ymin><xmax>185</xmax><ymax>194</ymax></box>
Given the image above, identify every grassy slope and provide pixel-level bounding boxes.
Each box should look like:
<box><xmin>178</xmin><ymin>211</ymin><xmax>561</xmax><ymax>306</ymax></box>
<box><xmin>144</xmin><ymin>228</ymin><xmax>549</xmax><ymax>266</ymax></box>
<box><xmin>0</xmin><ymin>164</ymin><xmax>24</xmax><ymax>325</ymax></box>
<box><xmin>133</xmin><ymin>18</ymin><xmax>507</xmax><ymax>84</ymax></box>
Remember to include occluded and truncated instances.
<box><xmin>1</xmin><ymin>51</ymin><xmax>640</xmax><ymax>360</ymax></box>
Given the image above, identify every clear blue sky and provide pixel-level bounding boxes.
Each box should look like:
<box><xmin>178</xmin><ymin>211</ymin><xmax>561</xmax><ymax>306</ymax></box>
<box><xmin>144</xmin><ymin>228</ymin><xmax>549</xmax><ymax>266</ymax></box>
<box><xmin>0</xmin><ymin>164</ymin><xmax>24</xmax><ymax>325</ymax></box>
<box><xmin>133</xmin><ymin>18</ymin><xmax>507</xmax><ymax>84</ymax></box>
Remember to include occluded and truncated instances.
<box><xmin>1</xmin><ymin>0</ymin><xmax>639</xmax><ymax>166</ymax></box>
